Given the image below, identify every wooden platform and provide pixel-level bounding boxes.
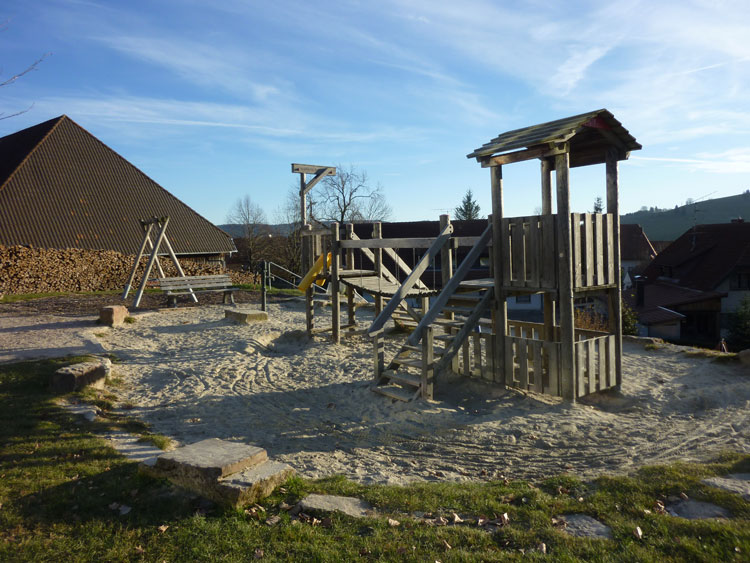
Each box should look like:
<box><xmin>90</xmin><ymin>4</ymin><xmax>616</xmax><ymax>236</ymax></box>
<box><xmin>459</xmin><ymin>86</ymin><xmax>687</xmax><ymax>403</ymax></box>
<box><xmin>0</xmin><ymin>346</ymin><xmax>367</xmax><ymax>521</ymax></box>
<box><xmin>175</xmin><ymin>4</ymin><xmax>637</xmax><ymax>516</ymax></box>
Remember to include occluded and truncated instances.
<box><xmin>340</xmin><ymin>275</ymin><xmax>438</xmax><ymax>297</ymax></box>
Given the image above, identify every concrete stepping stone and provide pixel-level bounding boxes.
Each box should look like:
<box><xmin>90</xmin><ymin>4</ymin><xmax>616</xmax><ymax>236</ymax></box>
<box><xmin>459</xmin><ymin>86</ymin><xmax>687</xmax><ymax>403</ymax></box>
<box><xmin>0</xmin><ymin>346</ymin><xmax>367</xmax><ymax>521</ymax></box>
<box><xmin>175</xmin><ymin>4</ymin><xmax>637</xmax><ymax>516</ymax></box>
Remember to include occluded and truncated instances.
<box><xmin>213</xmin><ymin>461</ymin><xmax>295</xmax><ymax>508</ymax></box>
<box><xmin>296</xmin><ymin>494</ymin><xmax>376</xmax><ymax>519</ymax></box>
<box><xmin>142</xmin><ymin>438</ymin><xmax>293</xmax><ymax>508</ymax></box>
<box><xmin>559</xmin><ymin>514</ymin><xmax>612</xmax><ymax>539</ymax></box>
<box><xmin>225</xmin><ymin>308</ymin><xmax>268</xmax><ymax>324</ymax></box>
<box><xmin>701</xmin><ymin>474</ymin><xmax>750</xmax><ymax>501</ymax></box>
<box><xmin>153</xmin><ymin>438</ymin><xmax>268</xmax><ymax>483</ymax></box>
<box><xmin>666</xmin><ymin>499</ymin><xmax>731</xmax><ymax>519</ymax></box>
<box><xmin>52</xmin><ymin>357</ymin><xmax>111</xmax><ymax>392</ymax></box>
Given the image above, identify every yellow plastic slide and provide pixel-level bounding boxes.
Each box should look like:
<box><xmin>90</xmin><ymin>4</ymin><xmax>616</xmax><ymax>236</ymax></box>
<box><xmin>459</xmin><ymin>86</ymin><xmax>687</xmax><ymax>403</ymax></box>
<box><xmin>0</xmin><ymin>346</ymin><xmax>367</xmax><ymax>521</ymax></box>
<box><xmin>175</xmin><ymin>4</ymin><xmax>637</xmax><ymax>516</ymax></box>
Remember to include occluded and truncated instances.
<box><xmin>297</xmin><ymin>252</ymin><xmax>332</xmax><ymax>292</ymax></box>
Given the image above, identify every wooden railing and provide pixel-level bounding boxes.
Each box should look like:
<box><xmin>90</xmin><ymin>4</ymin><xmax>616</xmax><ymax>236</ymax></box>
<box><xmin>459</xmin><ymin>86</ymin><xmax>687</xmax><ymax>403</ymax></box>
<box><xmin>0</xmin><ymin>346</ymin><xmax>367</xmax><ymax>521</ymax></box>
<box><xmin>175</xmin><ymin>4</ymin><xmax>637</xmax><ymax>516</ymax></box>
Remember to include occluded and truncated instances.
<box><xmin>571</xmin><ymin>213</ymin><xmax>617</xmax><ymax>289</ymax></box>
<box><xmin>500</xmin><ymin>213</ymin><xmax>617</xmax><ymax>291</ymax></box>
<box><xmin>574</xmin><ymin>334</ymin><xmax>617</xmax><ymax>397</ymax></box>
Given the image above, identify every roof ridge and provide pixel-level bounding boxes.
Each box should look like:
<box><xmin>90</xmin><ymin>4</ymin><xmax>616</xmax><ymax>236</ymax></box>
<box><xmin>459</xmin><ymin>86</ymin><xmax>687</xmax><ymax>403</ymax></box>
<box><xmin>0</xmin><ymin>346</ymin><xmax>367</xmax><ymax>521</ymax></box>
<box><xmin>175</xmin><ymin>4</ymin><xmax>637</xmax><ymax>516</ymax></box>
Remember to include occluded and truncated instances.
<box><xmin>0</xmin><ymin>115</ymin><xmax>66</xmax><ymax>194</ymax></box>
<box><xmin>58</xmin><ymin>117</ymin><xmax>233</xmax><ymax>245</ymax></box>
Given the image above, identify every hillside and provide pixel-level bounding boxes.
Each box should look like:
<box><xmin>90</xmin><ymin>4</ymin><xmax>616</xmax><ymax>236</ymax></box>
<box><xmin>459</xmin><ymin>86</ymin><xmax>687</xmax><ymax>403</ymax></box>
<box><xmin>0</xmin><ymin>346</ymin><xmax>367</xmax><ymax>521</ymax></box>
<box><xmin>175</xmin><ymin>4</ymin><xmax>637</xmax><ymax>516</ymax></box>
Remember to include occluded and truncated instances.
<box><xmin>621</xmin><ymin>191</ymin><xmax>750</xmax><ymax>241</ymax></box>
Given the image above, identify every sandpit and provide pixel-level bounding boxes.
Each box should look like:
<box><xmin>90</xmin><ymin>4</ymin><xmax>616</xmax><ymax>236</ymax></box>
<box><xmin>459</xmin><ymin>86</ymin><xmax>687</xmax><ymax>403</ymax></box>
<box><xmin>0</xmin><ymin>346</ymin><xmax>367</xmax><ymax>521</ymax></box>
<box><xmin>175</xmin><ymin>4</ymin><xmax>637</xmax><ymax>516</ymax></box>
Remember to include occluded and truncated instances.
<box><xmin>3</xmin><ymin>299</ymin><xmax>749</xmax><ymax>484</ymax></box>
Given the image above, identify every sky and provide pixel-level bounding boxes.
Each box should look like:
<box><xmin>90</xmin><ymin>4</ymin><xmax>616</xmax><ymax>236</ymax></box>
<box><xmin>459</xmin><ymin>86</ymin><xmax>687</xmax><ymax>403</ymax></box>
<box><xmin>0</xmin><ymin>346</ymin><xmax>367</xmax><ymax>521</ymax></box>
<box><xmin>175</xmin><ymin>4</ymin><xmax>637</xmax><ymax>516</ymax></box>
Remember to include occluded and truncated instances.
<box><xmin>1</xmin><ymin>0</ymin><xmax>749</xmax><ymax>226</ymax></box>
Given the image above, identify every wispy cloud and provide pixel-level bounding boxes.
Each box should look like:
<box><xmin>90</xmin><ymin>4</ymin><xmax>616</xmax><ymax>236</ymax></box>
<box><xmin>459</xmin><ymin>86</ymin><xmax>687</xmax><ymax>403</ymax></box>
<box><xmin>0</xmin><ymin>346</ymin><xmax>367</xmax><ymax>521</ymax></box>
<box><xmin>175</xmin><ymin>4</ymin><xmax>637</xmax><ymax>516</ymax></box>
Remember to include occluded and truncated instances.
<box><xmin>633</xmin><ymin>148</ymin><xmax>750</xmax><ymax>174</ymax></box>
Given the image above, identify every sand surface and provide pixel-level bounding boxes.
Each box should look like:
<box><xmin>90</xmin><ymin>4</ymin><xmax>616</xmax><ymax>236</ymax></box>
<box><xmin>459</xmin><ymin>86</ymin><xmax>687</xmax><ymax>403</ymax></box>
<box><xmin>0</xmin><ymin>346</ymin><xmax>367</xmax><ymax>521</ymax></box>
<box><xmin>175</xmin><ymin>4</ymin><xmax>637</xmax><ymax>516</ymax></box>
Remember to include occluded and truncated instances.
<box><xmin>2</xmin><ymin>299</ymin><xmax>749</xmax><ymax>484</ymax></box>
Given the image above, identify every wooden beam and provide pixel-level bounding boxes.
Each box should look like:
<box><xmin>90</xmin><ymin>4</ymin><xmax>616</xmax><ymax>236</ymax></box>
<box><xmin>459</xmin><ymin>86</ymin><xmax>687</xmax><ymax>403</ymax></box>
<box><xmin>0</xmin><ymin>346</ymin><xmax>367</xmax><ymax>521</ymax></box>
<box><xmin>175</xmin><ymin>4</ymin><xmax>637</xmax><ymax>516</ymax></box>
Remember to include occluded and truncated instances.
<box><xmin>291</xmin><ymin>163</ymin><xmax>336</xmax><ymax>176</ymax></box>
<box><xmin>479</xmin><ymin>144</ymin><xmax>566</xmax><ymax>168</ymax></box>
<box><xmin>491</xmin><ymin>166</ymin><xmax>507</xmax><ymax>386</ymax></box>
<box><xmin>340</xmin><ymin>237</ymin><xmax>442</xmax><ymax>249</ymax></box>
<box><xmin>555</xmin><ymin>150</ymin><xmax>576</xmax><ymax>401</ymax></box>
<box><xmin>331</xmin><ymin>223</ymin><xmax>340</xmax><ymax>344</ymax></box>
<box><xmin>606</xmin><ymin>147</ymin><xmax>623</xmax><ymax>389</ymax></box>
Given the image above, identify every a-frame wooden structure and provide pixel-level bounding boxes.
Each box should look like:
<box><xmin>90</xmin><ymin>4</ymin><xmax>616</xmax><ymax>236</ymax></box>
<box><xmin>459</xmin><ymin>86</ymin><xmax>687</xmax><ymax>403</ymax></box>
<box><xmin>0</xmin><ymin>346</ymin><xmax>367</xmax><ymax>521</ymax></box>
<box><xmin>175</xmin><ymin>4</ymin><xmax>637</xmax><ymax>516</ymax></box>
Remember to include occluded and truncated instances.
<box><xmin>122</xmin><ymin>216</ymin><xmax>196</xmax><ymax>308</ymax></box>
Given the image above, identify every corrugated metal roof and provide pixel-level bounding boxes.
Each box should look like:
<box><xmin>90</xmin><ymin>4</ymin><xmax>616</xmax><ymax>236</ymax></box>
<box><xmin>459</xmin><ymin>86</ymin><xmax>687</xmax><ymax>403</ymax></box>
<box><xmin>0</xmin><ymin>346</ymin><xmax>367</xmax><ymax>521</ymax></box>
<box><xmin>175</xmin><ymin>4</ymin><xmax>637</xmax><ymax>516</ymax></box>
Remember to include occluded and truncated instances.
<box><xmin>0</xmin><ymin>115</ymin><xmax>236</xmax><ymax>255</ymax></box>
<box><xmin>467</xmin><ymin>109</ymin><xmax>641</xmax><ymax>166</ymax></box>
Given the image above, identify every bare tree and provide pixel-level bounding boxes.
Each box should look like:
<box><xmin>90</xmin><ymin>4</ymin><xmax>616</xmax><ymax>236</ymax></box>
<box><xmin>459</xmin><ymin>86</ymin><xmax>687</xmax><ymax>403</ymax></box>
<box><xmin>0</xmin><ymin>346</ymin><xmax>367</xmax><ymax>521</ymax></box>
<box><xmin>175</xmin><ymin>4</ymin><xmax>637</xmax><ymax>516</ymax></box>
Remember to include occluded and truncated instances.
<box><xmin>312</xmin><ymin>164</ymin><xmax>392</xmax><ymax>224</ymax></box>
<box><xmin>272</xmin><ymin>187</ymin><xmax>305</xmax><ymax>274</ymax></box>
<box><xmin>1</xmin><ymin>21</ymin><xmax>50</xmax><ymax>121</ymax></box>
<box><xmin>226</xmin><ymin>195</ymin><xmax>270</xmax><ymax>268</ymax></box>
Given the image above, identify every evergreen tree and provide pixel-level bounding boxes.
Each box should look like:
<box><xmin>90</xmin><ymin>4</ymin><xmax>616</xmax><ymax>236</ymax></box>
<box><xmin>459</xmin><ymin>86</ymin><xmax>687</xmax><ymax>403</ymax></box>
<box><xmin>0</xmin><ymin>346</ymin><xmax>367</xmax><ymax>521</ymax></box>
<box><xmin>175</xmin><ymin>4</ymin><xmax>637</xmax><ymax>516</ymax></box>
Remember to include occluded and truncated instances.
<box><xmin>593</xmin><ymin>196</ymin><xmax>604</xmax><ymax>214</ymax></box>
<box><xmin>455</xmin><ymin>189</ymin><xmax>481</xmax><ymax>220</ymax></box>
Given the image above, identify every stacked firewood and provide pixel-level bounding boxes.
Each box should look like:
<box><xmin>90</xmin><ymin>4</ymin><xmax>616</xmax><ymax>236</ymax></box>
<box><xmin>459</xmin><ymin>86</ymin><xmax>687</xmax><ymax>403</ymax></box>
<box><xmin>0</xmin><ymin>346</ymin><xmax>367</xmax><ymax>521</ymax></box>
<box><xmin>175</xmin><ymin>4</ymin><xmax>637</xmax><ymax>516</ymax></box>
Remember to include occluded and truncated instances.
<box><xmin>0</xmin><ymin>245</ymin><xmax>257</xmax><ymax>294</ymax></box>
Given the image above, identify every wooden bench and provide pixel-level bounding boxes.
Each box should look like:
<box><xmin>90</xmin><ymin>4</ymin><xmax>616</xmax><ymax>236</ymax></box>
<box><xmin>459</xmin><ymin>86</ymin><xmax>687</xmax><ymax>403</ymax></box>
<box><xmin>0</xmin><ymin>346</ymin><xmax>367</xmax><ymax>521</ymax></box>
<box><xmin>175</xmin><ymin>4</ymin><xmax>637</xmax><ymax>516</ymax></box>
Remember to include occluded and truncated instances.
<box><xmin>157</xmin><ymin>275</ymin><xmax>239</xmax><ymax>307</ymax></box>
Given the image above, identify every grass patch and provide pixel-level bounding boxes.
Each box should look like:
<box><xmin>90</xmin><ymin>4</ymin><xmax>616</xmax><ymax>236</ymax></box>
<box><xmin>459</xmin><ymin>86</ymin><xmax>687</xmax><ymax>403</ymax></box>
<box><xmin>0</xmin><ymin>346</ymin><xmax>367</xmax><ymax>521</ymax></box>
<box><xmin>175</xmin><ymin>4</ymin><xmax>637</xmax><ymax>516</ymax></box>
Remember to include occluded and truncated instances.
<box><xmin>684</xmin><ymin>348</ymin><xmax>738</xmax><ymax>363</ymax></box>
<box><xmin>644</xmin><ymin>343</ymin><xmax>664</xmax><ymax>351</ymax></box>
<box><xmin>137</xmin><ymin>433</ymin><xmax>173</xmax><ymax>450</ymax></box>
<box><xmin>1</xmin><ymin>359</ymin><xmax>749</xmax><ymax>561</ymax></box>
<box><xmin>123</xmin><ymin>316</ymin><xmax>136</xmax><ymax>324</ymax></box>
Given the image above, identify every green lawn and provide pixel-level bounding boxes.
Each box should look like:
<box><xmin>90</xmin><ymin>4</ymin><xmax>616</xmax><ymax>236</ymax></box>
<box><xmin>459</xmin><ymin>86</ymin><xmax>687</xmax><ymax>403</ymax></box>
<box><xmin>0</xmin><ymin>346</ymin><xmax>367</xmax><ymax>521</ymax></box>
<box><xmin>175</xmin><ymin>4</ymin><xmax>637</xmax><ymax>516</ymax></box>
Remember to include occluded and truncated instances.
<box><xmin>0</xmin><ymin>358</ymin><xmax>748</xmax><ymax>561</ymax></box>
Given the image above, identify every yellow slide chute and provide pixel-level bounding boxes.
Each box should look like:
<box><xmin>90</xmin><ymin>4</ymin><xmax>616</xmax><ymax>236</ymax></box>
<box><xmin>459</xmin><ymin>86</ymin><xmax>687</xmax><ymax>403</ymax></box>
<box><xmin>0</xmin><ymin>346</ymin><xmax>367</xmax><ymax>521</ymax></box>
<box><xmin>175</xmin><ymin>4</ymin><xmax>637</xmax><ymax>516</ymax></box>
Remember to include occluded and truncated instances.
<box><xmin>297</xmin><ymin>252</ymin><xmax>331</xmax><ymax>292</ymax></box>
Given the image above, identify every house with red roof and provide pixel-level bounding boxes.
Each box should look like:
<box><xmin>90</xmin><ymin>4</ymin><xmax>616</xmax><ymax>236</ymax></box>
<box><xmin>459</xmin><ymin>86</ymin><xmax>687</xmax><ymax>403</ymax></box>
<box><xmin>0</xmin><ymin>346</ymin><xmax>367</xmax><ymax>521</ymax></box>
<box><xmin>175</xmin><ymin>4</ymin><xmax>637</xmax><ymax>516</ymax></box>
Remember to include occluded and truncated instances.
<box><xmin>633</xmin><ymin>221</ymin><xmax>750</xmax><ymax>344</ymax></box>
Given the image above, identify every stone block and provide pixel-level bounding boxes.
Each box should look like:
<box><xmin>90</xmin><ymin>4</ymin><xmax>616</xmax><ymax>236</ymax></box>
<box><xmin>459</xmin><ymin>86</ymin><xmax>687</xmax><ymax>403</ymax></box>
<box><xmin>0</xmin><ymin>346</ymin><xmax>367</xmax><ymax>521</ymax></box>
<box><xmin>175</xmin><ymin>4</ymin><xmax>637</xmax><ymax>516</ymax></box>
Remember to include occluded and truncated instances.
<box><xmin>154</xmin><ymin>438</ymin><xmax>268</xmax><ymax>484</ymax></box>
<box><xmin>100</xmin><ymin>305</ymin><xmax>128</xmax><ymax>327</ymax></box>
<box><xmin>297</xmin><ymin>494</ymin><xmax>376</xmax><ymax>518</ymax></box>
<box><xmin>560</xmin><ymin>514</ymin><xmax>612</xmax><ymax>539</ymax></box>
<box><xmin>702</xmin><ymin>473</ymin><xmax>750</xmax><ymax>501</ymax></box>
<box><xmin>666</xmin><ymin>499</ymin><xmax>731</xmax><ymax>519</ymax></box>
<box><xmin>213</xmin><ymin>461</ymin><xmax>295</xmax><ymax>507</ymax></box>
<box><xmin>225</xmin><ymin>308</ymin><xmax>268</xmax><ymax>324</ymax></box>
<box><xmin>52</xmin><ymin>358</ymin><xmax>111</xmax><ymax>393</ymax></box>
<box><xmin>738</xmin><ymin>349</ymin><xmax>750</xmax><ymax>365</ymax></box>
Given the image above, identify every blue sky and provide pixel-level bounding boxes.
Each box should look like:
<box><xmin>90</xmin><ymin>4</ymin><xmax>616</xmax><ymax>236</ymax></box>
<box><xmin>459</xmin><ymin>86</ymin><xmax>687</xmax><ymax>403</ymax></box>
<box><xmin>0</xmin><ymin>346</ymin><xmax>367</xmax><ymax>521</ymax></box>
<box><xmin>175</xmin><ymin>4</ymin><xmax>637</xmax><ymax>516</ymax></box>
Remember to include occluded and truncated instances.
<box><xmin>2</xmin><ymin>0</ymin><xmax>749</xmax><ymax>225</ymax></box>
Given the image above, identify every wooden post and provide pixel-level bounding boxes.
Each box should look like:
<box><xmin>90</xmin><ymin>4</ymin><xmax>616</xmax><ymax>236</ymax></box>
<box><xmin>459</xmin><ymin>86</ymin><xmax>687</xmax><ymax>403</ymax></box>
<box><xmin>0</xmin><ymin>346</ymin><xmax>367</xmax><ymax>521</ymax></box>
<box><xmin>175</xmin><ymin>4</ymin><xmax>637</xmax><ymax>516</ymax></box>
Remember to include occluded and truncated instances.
<box><xmin>299</xmin><ymin>173</ymin><xmax>307</xmax><ymax>228</ymax></box>
<box><xmin>541</xmin><ymin>159</ymin><xmax>553</xmax><ymax>215</ymax></box>
<box><xmin>122</xmin><ymin>222</ymin><xmax>154</xmax><ymax>299</ymax></box>
<box><xmin>133</xmin><ymin>217</ymin><xmax>170</xmax><ymax>308</ymax></box>
<box><xmin>373</xmin><ymin>329</ymin><xmax>384</xmax><ymax>382</ymax></box>
<box><xmin>541</xmin><ymin>158</ymin><xmax>556</xmax><ymax>343</ymax></box>
<box><xmin>372</xmin><ymin>222</ymin><xmax>383</xmax><ymax>315</ymax></box>
<box><xmin>491</xmin><ymin>166</ymin><xmax>507</xmax><ymax>385</ymax></box>
<box><xmin>260</xmin><ymin>261</ymin><xmax>267</xmax><ymax>312</ymax></box>
<box><xmin>302</xmin><ymin>225</ymin><xmax>314</xmax><ymax>334</ymax></box>
<box><xmin>345</xmin><ymin>223</ymin><xmax>355</xmax><ymax>329</ymax></box>
<box><xmin>606</xmin><ymin>147</ymin><xmax>623</xmax><ymax>389</ymax></box>
<box><xmin>331</xmin><ymin>223</ymin><xmax>341</xmax><ymax>344</ymax></box>
<box><xmin>440</xmin><ymin>214</ymin><xmax>453</xmax><ymax>321</ymax></box>
<box><xmin>421</xmin><ymin>326</ymin><xmax>434</xmax><ymax>399</ymax></box>
<box><xmin>555</xmin><ymin>150</ymin><xmax>576</xmax><ymax>400</ymax></box>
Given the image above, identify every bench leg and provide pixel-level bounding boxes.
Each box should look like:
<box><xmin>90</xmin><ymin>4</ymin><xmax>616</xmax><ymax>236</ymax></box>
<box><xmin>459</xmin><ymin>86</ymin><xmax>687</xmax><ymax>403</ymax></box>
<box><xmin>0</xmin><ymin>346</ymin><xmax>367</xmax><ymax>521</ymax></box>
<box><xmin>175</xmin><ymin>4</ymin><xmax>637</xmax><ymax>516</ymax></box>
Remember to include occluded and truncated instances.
<box><xmin>224</xmin><ymin>291</ymin><xmax>235</xmax><ymax>305</ymax></box>
<box><xmin>168</xmin><ymin>296</ymin><xmax>177</xmax><ymax>308</ymax></box>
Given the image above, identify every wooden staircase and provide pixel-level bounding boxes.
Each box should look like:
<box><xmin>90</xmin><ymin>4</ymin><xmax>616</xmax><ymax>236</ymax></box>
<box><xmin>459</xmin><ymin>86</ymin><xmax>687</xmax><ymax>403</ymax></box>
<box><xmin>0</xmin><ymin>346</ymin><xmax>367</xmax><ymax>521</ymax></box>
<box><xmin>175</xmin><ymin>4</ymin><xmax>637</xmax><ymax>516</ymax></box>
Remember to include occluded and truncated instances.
<box><xmin>372</xmin><ymin>286</ymin><xmax>493</xmax><ymax>401</ymax></box>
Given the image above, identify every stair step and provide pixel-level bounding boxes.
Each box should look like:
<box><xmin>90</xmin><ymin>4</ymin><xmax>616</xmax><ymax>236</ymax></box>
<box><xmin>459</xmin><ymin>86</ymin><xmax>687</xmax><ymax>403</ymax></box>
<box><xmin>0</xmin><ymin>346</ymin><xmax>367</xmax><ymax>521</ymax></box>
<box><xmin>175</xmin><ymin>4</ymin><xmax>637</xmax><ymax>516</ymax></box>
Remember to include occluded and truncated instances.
<box><xmin>401</xmin><ymin>344</ymin><xmax>421</xmax><ymax>352</ymax></box>
<box><xmin>384</xmin><ymin>371</ymin><xmax>421</xmax><ymax>387</ymax></box>
<box><xmin>371</xmin><ymin>385</ymin><xmax>416</xmax><ymax>402</ymax></box>
<box><xmin>434</xmin><ymin>333</ymin><xmax>454</xmax><ymax>342</ymax></box>
<box><xmin>429</xmin><ymin>318</ymin><xmax>464</xmax><ymax>327</ymax></box>
<box><xmin>447</xmin><ymin>295</ymin><xmax>482</xmax><ymax>304</ymax></box>
<box><xmin>392</xmin><ymin>357</ymin><xmax>422</xmax><ymax>368</ymax></box>
<box><xmin>442</xmin><ymin>306</ymin><xmax>474</xmax><ymax>315</ymax></box>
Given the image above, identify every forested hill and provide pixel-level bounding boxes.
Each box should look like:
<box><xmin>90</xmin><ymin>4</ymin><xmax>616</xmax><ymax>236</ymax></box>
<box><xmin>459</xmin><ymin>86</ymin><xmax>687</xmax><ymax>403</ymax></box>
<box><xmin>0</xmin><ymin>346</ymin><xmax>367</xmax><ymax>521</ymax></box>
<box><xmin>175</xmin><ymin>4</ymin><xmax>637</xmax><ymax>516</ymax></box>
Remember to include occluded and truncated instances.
<box><xmin>621</xmin><ymin>192</ymin><xmax>750</xmax><ymax>241</ymax></box>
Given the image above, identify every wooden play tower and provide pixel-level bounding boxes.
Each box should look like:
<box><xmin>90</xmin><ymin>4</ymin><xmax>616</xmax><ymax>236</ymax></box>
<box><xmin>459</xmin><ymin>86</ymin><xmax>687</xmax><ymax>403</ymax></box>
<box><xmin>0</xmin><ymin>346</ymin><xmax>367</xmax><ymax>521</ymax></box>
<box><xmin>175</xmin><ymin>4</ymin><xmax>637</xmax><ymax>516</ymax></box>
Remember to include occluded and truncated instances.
<box><xmin>298</xmin><ymin>109</ymin><xmax>641</xmax><ymax>402</ymax></box>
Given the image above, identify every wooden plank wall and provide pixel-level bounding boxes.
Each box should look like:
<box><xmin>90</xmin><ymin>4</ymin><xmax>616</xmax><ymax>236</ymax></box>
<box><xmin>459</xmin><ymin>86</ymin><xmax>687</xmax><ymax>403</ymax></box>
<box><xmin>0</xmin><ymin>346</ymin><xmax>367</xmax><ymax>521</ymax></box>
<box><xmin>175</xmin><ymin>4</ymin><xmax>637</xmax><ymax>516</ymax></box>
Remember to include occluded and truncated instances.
<box><xmin>501</xmin><ymin>215</ymin><xmax>557</xmax><ymax>289</ymax></box>
<box><xmin>570</xmin><ymin>213</ymin><xmax>616</xmax><ymax>289</ymax></box>
<box><xmin>573</xmin><ymin>334</ymin><xmax>617</xmax><ymax>398</ymax></box>
<box><xmin>450</xmin><ymin>325</ymin><xmax>617</xmax><ymax>399</ymax></box>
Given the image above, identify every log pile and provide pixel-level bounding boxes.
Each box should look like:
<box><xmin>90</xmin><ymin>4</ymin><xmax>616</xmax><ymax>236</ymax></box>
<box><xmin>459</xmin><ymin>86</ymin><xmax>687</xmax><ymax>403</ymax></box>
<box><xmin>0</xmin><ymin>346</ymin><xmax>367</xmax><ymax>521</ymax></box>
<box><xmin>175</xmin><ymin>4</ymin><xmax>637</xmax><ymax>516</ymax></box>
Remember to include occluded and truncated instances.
<box><xmin>0</xmin><ymin>245</ymin><xmax>258</xmax><ymax>295</ymax></box>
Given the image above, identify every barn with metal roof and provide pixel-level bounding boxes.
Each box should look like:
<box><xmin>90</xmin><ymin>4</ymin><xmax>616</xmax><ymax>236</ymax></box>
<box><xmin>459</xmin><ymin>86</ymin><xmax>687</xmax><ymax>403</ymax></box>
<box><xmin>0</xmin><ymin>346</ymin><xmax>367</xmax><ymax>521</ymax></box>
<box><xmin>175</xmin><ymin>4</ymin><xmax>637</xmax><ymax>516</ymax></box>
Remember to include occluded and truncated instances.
<box><xmin>0</xmin><ymin>115</ymin><xmax>236</xmax><ymax>257</ymax></box>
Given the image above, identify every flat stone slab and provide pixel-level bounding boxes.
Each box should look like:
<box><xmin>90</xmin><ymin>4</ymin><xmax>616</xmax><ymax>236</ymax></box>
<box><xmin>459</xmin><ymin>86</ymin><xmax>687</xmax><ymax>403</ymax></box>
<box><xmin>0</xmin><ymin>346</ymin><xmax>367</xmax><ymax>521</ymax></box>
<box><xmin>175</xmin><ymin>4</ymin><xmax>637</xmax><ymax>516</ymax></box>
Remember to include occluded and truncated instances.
<box><xmin>297</xmin><ymin>494</ymin><xmax>376</xmax><ymax>519</ymax></box>
<box><xmin>666</xmin><ymin>499</ymin><xmax>731</xmax><ymax>519</ymax></box>
<box><xmin>702</xmin><ymin>474</ymin><xmax>750</xmax><ymax>501</ymax></box>
<box><xmin>52</xmin><ymin>358</ymin><xmax>111</xmax><ymax>392</ymax></box>
<box><xmin>559</xmin><ymin>514</ymin><xmax>612</xmax><ymax>540</ymax></box>
<box><xmin>154</xmin><ymin>438</ymin><xmax>267</xmax><ymax>483</ymax></box>
<box><xmin>214</xmin><ymin>461</ymin><xmax>295</xmax><ymax>507</ymax></box>
<box><xmin>225</xmin><ymin>308</ymin><xmax>268</xmax><ymax>324</ymax></box>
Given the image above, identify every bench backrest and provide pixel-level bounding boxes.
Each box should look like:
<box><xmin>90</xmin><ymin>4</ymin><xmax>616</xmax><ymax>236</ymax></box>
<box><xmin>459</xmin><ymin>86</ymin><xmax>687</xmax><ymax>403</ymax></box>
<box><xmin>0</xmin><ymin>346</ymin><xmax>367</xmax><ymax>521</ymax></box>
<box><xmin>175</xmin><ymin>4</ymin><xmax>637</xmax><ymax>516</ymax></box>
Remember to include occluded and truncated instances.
<box><xmin>157</xmin><ymin>274</ymin><xmax>233</xmax><ymax>291</ymax></box>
